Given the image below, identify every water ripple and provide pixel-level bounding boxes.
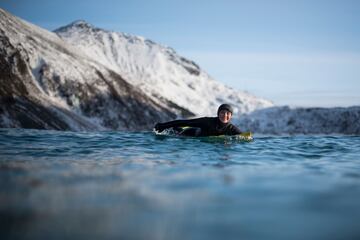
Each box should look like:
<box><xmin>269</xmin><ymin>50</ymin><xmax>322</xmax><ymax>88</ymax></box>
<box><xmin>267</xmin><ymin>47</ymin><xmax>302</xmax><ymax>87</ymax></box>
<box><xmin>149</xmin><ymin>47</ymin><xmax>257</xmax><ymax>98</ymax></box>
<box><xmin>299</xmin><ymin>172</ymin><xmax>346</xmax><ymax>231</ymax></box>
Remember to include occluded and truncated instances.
<box><xmin>1</xmin><ymin>129</ymin><xmax>360</xmax><ymax>240</ymax></box>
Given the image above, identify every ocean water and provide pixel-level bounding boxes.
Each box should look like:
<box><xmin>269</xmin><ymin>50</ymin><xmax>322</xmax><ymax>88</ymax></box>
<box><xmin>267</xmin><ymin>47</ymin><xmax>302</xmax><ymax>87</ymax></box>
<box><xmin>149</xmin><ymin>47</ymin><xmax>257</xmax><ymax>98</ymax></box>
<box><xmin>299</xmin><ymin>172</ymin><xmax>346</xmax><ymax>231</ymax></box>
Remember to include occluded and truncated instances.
<box><xmin>1</xmin><ymin>128</ymin><xmax>360</xmax><ymax>240</ymax></box>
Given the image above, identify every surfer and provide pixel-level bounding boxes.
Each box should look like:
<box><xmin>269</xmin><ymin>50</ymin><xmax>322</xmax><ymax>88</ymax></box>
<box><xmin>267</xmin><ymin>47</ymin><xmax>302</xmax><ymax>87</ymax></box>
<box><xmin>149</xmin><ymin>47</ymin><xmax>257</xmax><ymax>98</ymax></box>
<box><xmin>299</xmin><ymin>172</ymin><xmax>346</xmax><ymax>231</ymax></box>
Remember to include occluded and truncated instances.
<box><xmin>154</xmin><ymin>104</ymin><xmax>243</xmax><ymax>137</ymax></box>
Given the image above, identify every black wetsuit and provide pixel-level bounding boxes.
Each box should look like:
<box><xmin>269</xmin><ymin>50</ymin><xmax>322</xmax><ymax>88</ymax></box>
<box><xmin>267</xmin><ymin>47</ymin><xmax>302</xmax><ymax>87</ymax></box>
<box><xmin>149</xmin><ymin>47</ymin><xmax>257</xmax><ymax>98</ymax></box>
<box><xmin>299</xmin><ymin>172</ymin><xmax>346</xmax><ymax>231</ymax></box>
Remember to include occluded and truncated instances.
<box><xmin>155</xmin><ymin>117</ymin><xmax>242</xmax><ymax>137</ymax></box>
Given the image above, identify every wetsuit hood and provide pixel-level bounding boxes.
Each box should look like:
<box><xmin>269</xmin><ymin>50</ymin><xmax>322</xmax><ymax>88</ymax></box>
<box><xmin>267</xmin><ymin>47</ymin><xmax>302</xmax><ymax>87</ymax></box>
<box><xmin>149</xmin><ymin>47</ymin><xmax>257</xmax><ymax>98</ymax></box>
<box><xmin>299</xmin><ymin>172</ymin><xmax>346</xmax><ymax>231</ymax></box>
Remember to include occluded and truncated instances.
<box><xmin>217</xmin><ymin>104</ymin><xmax>233</xmax><ymax>116</ymax></box>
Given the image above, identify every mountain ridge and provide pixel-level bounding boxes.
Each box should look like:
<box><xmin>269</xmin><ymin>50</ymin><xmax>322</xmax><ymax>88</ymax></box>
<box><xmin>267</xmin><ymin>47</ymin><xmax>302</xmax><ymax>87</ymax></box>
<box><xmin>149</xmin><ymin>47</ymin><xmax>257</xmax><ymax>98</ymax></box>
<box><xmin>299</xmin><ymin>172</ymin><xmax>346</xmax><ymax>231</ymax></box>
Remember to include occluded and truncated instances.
<box><xmin>0</xmin><ymin>8</ymin><xmax>271</xmax><ymax>131</ymax></box>
<box><xmin>237</xmin><ymin>106</ymin><xmax>360</xmax><ymax>134</ymax></box>
<box><xmin>0</xmin><ymin>8</ymin><xmax>179</xmax><ymax>130</ymax></box>
<box><xmin>54</xmin><ymin>19</ymin><xmax>273</xmax><ymax>117</ymax></box>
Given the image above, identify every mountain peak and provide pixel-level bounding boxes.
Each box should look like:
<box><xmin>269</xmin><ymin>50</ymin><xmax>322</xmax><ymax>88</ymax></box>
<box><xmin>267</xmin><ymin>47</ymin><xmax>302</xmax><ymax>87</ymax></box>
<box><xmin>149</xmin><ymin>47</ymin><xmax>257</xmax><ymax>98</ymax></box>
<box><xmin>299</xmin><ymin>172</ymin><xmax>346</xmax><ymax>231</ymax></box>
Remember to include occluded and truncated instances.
<box><xmin>70</xmin><ymin>20</ymin><xmax>92</xmax><ymax>27</ymax></box>
<box><xmin>54</xmin><ymin>20</ymin><xmax>95</xmax><ymax>33</ymax></box>
<box><xmin>0</xmin><ymin>10</ymin><xmax>177</xmax><ymax>131</ymax></box>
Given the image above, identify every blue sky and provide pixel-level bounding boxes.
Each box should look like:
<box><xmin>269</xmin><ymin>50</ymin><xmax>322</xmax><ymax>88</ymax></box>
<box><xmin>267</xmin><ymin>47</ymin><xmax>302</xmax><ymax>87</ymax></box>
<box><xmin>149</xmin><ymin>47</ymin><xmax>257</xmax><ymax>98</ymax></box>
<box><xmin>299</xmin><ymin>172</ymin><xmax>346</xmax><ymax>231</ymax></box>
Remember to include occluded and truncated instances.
<box><xmin>1</xmin><ymin>0</ymin><xmax>360</xmax><ymax>107</ymax></box>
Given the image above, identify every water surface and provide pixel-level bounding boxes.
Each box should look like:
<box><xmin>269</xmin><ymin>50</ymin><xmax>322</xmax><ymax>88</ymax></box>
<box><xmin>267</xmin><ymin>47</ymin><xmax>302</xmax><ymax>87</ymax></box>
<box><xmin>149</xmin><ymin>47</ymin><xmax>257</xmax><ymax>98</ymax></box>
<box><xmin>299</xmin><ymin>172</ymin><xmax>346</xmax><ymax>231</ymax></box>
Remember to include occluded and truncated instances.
<box><xmin>1</xmin><ymin>129</ymin><xmax>360</xmax><ymax>240</ymax></box>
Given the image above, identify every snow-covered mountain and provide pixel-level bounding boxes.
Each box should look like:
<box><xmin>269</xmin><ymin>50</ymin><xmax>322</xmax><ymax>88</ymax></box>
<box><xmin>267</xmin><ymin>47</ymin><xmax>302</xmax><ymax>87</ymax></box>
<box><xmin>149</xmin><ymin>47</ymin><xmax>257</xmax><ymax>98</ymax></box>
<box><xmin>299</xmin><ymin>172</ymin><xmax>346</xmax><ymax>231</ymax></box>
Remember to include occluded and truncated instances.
<box><xmin>237</xmin><ymin>106</ymin><xmax>360</xmax><ymax>135</ymax></box>
<box><xmin>54</xmin><ymin>20</ymin><xmax>273</xmax><ymax>117</ymax></box>
<box><xmin>2</xmin><ymin>8</ymin><xmax>357</xmax><ymax>134</ymax></box>
<box><xmin>0</xmin><ymin>8</ymin><xmax>273</xmax><ymax>131</ymax></box>
<box><xmin>0</xmin><ymin>8</ymin><xmax>178</xmax><ymax>131</ymax></box>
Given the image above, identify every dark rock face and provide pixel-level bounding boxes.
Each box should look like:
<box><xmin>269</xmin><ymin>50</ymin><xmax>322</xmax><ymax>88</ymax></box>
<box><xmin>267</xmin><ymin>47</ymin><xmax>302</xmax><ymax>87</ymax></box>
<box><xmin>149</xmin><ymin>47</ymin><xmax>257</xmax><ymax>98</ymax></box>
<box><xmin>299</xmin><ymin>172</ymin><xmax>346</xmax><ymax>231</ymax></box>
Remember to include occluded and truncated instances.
<box><xmin>0</xmin><ymin>8</ymin><xmax>182</xmax><ymax>131</ymax></box>
<box><xmin>0</xmin><ymin>97</ymin><xmax>71</xmax><ymax>130</ymax></box>
<box><xmin>0</xmin><ymin>31</ymin><xmax>33</xmax><ymax>97</ymax></box>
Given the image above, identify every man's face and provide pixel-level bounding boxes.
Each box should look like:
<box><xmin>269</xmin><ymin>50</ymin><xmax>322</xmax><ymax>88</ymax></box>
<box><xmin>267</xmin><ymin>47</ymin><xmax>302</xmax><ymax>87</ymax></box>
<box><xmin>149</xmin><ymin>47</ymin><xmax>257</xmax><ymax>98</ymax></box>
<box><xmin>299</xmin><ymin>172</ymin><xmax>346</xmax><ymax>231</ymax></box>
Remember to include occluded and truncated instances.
<box><xmin>218</xmin><ymin>110</ymin><xmax>232</xmax><ymax>123</ymax></box>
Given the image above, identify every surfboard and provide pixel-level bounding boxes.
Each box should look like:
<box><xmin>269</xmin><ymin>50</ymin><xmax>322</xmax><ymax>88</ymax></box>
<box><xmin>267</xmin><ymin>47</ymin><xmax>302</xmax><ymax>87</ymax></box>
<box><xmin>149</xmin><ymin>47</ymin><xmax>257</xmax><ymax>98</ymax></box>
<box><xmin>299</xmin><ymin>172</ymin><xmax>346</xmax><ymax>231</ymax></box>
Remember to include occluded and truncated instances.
<box><xmin>154</xmin><ymin>127</ymin><xmax>253</xmax><ymax>141</ymax></box>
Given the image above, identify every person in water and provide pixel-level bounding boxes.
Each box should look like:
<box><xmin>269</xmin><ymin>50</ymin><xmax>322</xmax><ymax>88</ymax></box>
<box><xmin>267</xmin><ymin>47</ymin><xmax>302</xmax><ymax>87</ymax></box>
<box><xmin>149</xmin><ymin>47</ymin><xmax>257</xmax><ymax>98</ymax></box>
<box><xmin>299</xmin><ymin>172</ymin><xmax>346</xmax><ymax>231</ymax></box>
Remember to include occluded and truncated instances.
<box><xmin>154</xmin><ymin>104</ymin><xmax>242</xmax><ymax>137</ymax></box>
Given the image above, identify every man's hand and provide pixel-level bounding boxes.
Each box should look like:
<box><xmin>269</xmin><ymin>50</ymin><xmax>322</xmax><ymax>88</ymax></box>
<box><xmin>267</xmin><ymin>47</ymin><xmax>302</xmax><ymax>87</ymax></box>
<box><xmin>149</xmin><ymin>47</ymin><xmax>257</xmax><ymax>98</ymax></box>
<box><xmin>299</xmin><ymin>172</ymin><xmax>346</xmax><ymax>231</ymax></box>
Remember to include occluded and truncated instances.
<box><xmin>154</xmin><ymin>123</ymin><xmax>165</xmax><ymax>132</ymax></box>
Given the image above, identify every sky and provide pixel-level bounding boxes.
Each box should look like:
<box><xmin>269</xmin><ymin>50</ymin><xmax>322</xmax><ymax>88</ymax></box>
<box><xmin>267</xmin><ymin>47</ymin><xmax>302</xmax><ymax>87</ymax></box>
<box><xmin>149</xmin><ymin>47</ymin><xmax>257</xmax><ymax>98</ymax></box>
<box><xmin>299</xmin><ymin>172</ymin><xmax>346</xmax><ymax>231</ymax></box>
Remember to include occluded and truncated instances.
<box><xmin>1</xmin><ymin>0</ymin><xmax>360</xmax><ymax>107</ymax></box>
